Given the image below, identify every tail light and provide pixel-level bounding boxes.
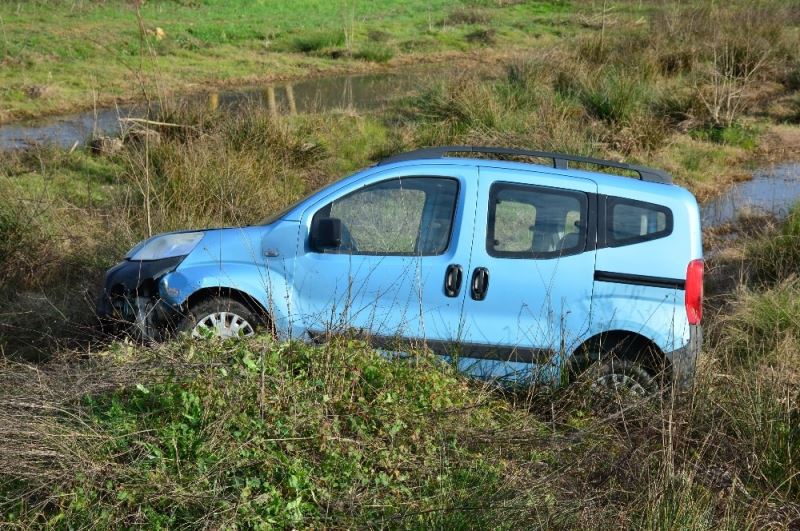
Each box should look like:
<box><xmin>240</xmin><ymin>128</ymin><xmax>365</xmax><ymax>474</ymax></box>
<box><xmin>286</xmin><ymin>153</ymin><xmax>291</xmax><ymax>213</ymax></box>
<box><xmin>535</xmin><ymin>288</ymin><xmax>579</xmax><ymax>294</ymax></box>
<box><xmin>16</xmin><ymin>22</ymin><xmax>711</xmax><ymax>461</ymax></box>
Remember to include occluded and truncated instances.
<box><xmin>685</xmin><ymin>259</ymin><xmax>704</xmax><ymax>325</ymax></box>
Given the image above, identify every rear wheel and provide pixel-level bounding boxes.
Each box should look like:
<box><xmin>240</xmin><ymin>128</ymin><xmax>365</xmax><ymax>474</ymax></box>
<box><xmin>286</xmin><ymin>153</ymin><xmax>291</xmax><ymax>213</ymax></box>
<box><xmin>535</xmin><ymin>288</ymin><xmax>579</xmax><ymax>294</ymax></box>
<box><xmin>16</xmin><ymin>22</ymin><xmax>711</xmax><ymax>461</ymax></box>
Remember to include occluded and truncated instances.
<box><xmin>178</xmin><ymin>297</ymin><xmax>263</xmax><ymax>339</ymax></box>
<box><xmin>588</xmin><ymin>358</ymin><xmax>657</xmax><ymax>397</ymax></box>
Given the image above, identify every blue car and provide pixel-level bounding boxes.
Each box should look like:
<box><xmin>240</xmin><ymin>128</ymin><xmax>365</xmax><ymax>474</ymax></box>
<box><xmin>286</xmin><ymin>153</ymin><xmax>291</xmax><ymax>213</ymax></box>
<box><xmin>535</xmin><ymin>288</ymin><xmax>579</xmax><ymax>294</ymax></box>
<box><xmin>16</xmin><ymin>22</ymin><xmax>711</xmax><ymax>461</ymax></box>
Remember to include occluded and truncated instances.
<box><xmin>98</xmin><ymin>146</ymin><xmax>703</xmax><ymax>392</ymax></box>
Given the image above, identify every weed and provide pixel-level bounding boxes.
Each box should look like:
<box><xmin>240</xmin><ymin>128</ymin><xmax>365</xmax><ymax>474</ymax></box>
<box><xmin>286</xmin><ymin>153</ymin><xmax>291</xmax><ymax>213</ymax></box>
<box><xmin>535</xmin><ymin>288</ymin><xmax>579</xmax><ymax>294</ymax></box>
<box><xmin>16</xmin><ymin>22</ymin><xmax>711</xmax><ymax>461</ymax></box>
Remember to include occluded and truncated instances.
<box><xmin>575</xmin><ymin>70</ymin><xmax>649</xmax><ymax>125</ymax></box>
<box><xmin>367</xmin><ymin>29</ymin><xmax>390</xmax><ymax>42</ymax></box>
<box><xmin>785</xmin><ymin>63</ymin><xmax>800</xmax><ymax>91</ymax></box>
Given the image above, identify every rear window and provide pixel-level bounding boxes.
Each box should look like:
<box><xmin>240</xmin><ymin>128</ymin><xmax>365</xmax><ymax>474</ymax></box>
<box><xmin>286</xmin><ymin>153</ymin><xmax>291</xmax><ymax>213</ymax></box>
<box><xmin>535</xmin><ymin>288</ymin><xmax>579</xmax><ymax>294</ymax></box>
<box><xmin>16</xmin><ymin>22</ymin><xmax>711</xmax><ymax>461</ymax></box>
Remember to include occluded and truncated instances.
<box><xmin>487</xmin><ymin>183</ymin><xmax>588</xmax><ymax>259</ymax></box>
<box><xmin>607</xmin><ymin>197</ymin><xmax>672</xmax><ymax>246</ymax></box>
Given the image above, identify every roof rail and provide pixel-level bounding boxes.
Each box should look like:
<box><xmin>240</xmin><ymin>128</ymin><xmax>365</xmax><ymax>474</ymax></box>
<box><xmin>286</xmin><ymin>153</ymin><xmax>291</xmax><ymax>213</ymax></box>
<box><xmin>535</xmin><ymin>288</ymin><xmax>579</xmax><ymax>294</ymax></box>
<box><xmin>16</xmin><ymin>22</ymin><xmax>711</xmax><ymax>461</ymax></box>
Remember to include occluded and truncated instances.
<box><xmin>377</xmin><ymin>146</ymin><xmax>673</xmax><ymax>184</ymax></box>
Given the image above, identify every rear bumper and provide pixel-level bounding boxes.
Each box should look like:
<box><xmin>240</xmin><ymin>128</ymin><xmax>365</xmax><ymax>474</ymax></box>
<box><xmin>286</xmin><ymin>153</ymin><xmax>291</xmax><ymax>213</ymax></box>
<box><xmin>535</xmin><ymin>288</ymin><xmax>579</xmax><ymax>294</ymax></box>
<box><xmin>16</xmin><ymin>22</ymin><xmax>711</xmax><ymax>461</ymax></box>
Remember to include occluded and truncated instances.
<box><xmin>667</xmin><ymin>324</ymin><xmax>702</xmax><ymax>391</ymax></box>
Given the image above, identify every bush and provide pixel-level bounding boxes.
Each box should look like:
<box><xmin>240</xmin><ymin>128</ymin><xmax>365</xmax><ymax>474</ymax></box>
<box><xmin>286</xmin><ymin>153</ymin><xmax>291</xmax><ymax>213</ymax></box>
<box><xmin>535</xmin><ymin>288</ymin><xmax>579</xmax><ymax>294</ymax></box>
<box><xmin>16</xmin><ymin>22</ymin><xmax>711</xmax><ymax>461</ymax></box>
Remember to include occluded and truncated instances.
<box><xmin>465</xmin><ymin>28</ymin><xmax>496</xmax><ymax>46</ymax></box>
<box><xmin>122</xmin><ymin>107</ymin><xmax>322</xmax><ymax>232</ymax></box>
<box><xmin>0</xmin><ymin>197</ymin><xmax>35</xmax><ymax>286</ymax></box>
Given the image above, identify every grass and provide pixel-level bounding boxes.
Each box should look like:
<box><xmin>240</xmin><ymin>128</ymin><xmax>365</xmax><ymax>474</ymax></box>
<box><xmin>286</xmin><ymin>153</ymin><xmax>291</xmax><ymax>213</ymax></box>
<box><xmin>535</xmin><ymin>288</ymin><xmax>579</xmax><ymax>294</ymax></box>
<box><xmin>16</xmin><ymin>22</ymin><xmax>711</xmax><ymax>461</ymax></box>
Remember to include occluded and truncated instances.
<box><xmin>1</xmin><ymin>272</ymin><xmax>798</xmax><ymax>526</ymax></box>
<box><xmin>1</xmin><ymin>339</ymin><xmax>537</xmax><ymax>527</ymax></box>
<box><xmin>0</xmin><ymin>0</ymin><xmax>575</xmax><ymax>123</ymax></box>
<box><xmin>745</xmin><ymin>203</ymin><xmax>800</xmax><ymax>285</ymax></box>
<box><xmin>0</xmin><ymin>0</ymin><xmax>799</xmax><ymax>526</ymax></box>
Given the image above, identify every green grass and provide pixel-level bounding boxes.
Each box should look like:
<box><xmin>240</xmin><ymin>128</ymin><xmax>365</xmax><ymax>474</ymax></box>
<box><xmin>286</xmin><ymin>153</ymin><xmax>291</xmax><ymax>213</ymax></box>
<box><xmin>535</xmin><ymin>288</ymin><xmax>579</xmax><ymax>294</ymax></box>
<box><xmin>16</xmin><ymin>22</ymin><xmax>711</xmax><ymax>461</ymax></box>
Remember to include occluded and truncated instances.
<box><xmin>690</xmin><ymin>123</ymin><xmax>761</xmax><ymax>150</ymax></box>
<box><xmin>0</xmin><ymin>0</ymin><xmax>576</xmax><ymax>122</ymax></box>
<box><xmin>0</xmin><ymin>339</ymin><xmax>545</xmax><ymax>527</ymax></box>
<box><xmin>353</xmin><ymin>43</ymin><xmax>395</xmax><ymax>63</ymax></box>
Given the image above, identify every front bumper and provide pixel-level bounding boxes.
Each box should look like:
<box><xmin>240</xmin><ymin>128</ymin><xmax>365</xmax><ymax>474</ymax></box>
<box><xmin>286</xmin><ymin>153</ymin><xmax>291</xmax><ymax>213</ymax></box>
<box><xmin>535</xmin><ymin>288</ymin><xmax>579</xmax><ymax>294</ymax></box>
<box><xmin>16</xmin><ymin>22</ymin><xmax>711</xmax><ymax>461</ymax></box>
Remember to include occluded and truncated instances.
<box><xmin>96</xmin><ymin>256</ymin><xmax>185</xmax><ymax>338</ymax></box>
<box><xmin>667</xmin><ymin>324</ymin><xmax>702</xmax><ymax>391</ymax></box>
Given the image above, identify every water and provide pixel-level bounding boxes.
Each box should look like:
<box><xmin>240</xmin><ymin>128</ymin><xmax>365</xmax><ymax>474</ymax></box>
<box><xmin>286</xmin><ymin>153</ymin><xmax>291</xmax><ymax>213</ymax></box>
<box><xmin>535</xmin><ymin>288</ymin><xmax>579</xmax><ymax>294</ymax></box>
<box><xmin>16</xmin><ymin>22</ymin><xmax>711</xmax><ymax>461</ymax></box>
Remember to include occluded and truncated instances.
<box><xmin>0</xmin><ymin>69</ymin><xmax>430</xmax><ymax>150</ymax></box>
<box><xmin>701</xmin><ymin>163</ymin><xmax>800</xmax><ymax>228</ymax></box>
<box><xmin>3</xmin><ymin>68</ymin><xmax>799</xmax><ymax>227</ymax></box>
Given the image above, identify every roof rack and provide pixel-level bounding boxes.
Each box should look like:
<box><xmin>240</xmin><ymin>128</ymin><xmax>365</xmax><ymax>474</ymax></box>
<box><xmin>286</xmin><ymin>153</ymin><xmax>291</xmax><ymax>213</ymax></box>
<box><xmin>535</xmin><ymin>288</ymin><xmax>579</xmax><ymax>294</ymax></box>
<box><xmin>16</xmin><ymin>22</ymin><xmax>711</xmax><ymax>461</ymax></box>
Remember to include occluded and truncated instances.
<box><xmin>377</xmin><ymin>146</ymin><xmax>673</xmax><ymax>184</ymax></box>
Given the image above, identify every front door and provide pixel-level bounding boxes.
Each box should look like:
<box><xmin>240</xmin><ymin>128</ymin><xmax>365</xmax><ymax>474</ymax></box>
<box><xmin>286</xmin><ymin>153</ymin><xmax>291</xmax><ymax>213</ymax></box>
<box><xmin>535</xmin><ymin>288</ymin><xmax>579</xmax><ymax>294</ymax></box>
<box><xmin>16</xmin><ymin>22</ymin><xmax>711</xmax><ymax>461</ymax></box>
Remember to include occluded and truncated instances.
<box><xmin>457</xmin><ymin>166</ymin><xmax>598</xmax><ymax>382</ymax></box>
<box><xmin>293</xmin><ymin>165</ymin><xmax>478</xmax><ymax>345</ymax></box>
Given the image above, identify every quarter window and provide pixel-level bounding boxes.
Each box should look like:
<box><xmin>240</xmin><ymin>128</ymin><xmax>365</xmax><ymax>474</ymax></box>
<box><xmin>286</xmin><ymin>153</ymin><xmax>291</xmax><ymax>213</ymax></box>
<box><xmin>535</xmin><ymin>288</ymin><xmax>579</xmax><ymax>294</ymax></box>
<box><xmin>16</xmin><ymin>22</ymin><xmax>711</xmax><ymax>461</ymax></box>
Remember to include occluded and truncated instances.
<box><xmin>312</xmin><ymin>177</ymin><xmax>459</xmax><ymax>255</ymax></box>
<box><xmin>487</xmin><ymin>183</ymin><xmax>588</xmax><ymax>259</ymax></box>
<box><xmin>607</xmin><ymin>198</ymin><xmax>673</xmax><ymax>246</ymax></box>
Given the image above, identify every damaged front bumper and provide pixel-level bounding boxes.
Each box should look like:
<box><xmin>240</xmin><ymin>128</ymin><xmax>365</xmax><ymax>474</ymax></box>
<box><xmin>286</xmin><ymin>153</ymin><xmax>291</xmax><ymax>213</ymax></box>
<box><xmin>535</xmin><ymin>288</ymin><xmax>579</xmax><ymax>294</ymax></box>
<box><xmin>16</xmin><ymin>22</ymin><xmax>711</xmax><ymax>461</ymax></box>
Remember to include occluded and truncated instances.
<box><xmin>96</xmin><ymin>256</ymin><xmax>186</xmax><ymax>339</ymax></box>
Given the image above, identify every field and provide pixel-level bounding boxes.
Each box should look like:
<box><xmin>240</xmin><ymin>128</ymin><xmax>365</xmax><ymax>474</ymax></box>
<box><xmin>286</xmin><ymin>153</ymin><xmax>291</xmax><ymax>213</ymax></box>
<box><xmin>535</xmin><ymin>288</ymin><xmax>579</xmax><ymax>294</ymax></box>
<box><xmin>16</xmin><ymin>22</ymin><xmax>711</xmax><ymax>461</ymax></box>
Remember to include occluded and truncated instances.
<box><xmin>1</xmin><ymin>0</ymin><xmax>799</xmax><ymax>527</ymax></box>
<box><xmin>0</xmin><ymin>0</ymin><xmax>572</xmax><ymax>122</ymax></box>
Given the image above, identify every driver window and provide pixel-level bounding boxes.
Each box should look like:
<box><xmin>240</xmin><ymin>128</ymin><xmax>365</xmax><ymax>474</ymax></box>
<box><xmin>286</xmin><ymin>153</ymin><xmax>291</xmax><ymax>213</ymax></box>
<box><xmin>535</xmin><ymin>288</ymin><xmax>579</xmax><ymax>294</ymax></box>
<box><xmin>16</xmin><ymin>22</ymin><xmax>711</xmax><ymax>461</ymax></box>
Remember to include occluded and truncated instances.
<box><xmin>312</xmin><ymin>177</ymin><xmax>459</xmax><ymax>255</ymax></box>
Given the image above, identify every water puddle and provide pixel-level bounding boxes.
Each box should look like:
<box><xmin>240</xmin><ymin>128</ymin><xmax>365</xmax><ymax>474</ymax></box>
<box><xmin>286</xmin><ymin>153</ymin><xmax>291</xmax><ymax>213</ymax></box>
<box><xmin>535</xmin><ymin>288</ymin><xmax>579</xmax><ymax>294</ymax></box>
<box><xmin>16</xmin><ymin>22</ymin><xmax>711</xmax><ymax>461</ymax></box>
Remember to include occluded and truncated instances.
<box><xmin>0</xmin><ymin>68</ymin><xmax>433</xmax><ymax>150</ymax></box>
<box><xmin>701</xmin><ymin>162</ymin><xmax>800</xmax><ymax>228</ymax></box>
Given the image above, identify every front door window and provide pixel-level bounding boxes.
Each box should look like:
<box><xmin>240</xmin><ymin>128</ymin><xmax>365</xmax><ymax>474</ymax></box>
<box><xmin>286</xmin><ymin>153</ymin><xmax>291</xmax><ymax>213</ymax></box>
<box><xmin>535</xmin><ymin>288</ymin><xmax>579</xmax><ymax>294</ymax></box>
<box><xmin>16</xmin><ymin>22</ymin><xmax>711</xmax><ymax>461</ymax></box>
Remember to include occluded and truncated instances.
<box><xmin>312</xmin><ymin>177</ymin><xmax>459</xmax><ymax>256</ymax></box>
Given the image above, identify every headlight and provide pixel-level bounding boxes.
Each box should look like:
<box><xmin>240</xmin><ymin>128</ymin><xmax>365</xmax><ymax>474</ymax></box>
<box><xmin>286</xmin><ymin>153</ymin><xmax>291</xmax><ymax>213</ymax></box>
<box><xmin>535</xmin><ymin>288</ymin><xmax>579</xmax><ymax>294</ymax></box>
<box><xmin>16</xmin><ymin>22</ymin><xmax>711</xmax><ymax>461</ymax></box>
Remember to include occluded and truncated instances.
<box><xmin>126</xmin><ymin>232</ymin><xmax>204</xmax><ymax>261</ymax></box>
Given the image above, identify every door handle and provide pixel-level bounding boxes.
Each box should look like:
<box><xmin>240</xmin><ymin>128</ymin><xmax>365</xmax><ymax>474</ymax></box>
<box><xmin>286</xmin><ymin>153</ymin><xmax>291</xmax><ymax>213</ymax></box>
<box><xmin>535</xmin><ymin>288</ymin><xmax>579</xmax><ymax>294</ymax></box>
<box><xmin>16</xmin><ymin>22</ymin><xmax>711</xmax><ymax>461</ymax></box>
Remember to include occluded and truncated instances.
<box><xmin>444</xmin><ymin>264</ymin><xmax>463</xmax><ymax>297</ymax></box>
<box><xmin>470</xmin><ymin>267</ymin><xmax>489</xmax><ymax>301</ymax></box>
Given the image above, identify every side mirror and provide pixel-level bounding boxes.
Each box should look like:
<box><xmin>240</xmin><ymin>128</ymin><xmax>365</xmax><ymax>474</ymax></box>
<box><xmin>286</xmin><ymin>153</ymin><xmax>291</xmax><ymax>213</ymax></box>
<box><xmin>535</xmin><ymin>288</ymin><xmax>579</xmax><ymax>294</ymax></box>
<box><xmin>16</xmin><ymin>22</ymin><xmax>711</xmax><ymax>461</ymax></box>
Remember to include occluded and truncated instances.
<box><xmin>312</xmin><ymin>217</ymin><xmax>342</xmax><ymax>251</ymax></box>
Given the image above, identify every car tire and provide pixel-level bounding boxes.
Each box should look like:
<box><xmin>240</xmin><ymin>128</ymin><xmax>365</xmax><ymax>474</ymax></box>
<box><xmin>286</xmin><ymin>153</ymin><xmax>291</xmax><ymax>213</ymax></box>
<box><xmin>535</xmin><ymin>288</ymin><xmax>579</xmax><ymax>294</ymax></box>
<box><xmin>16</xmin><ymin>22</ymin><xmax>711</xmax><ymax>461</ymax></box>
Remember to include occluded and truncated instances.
<box><xmin>178</xmin><ymin>296</ymin><xmax>264</xmax><ymax>340</ymax></box>
<box><xmin>587</xmin><ymin>357</ymin><xmax>658</xmax><ymax>397</ymax></box>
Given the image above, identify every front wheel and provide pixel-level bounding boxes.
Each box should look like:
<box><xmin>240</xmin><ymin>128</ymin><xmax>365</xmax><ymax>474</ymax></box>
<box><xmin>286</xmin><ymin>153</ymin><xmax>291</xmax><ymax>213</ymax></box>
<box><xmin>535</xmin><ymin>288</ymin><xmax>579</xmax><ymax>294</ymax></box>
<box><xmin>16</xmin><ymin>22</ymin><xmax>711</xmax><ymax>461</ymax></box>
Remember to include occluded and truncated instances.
<box><xmin>178</xmin><ymin>297</ymin><xmax>263</xmax><ymax>339</ymax></box>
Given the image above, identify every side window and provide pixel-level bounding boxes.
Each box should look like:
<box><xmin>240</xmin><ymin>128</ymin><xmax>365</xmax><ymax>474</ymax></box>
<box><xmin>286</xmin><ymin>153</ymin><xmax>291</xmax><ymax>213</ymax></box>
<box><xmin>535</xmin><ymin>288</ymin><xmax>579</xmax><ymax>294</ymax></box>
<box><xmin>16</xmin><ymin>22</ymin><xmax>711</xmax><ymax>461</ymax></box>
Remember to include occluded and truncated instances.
<box><xmin>487</xmin><ymin>183</ymin><xmax>588</xmax><ymax>259</ymax></box>
<box><xmin>312</xmin><ymin>177</ymin><xmax>459</xmax><ymax>255</ymax></box>
<box><xmin>607</xmin><ymin>197</ymin><xmax>673</xmax><ymax>246</ymax></box>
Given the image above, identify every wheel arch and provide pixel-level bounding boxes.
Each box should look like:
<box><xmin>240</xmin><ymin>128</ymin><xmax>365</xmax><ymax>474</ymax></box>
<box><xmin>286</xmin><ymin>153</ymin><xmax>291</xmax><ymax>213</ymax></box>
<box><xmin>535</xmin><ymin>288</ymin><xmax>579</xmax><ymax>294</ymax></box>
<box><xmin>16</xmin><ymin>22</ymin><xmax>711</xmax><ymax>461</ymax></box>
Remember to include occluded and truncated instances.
<box><xmin>570</xmin><ymin>330</ymin><xmax>671</xmax><ymax>380</ymax></box>
<box><xmin>183</xmin><ymin>286</ymin><xmax>275</xmax><ymax>332</ymax></box>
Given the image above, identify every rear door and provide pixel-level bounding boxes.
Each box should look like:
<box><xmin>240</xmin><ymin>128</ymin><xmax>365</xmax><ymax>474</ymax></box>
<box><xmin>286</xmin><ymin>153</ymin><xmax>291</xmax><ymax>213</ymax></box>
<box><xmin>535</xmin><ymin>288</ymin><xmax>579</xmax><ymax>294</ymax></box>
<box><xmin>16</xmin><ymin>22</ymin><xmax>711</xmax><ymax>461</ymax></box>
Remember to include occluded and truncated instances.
<box><xmin>456</xmin><ymin>166</ymin><xmax>598</xmax><ymax>382</ymax></box>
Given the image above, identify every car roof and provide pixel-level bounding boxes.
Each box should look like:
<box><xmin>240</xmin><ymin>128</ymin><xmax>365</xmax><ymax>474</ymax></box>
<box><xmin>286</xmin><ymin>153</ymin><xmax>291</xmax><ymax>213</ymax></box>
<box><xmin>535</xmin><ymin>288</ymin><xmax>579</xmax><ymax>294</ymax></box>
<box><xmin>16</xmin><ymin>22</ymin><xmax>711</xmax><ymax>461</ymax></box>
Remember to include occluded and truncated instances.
<box><xmin>377</xmin><ymin>146</ymin><xmax>673</xmax><ymax>184</ymax></box>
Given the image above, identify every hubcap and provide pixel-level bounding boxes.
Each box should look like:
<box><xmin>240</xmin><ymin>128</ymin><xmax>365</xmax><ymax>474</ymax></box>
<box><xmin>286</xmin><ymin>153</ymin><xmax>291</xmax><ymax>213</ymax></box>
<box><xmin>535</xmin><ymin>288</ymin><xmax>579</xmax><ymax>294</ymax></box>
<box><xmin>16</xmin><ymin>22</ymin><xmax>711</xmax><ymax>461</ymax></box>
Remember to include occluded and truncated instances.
<box><xmin>593</xmin><ymin>373</ymin><xmax>647</xmax><ymax>397</ymax></box>
<box><xmin>192</xmin><ymin>311</ymin><xmax>255</xmax><ymax>339</ymax></box>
